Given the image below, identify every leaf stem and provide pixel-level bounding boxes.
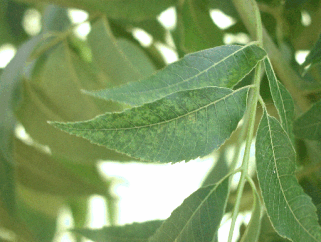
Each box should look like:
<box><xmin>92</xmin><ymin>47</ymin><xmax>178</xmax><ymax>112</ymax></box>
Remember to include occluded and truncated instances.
<box><xmin>227</xmin><ymin>1</ymin><xmax>263</xmax><ymax>241</ymax></box>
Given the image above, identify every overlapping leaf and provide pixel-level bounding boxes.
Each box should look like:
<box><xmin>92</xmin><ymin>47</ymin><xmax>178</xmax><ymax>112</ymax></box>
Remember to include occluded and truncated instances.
<box><xmin>88</xmin><ymin>18</ymin><xmax>155</xmax><ymax>88</ymax></box>
<box><xmin>148</xmin><ymin>178</ymin><xmax>229</xmax><ymax>242</ymax></box>
<box><xmin>293</xmin><ymin>100</ymin><xmax>321</xmax><ymax>141</ymax></box>
<box><xmin>52</xmin><ymin>86</ymin><xmax>249</xmax><ymax>163</ymax></box>
<box><xmin>256</xmin><ymin>109</ymin><xmax>321</xmax><ymax>241</ymax></box>
<box><xmin>302</xmin><ymin>34</ymin><xmax>321</xmax><ymax>68</ymax></box>
<box><xmin>264</xmin><ymin>57</ymin><xmax>294</xmax><ymax>142</ymax></box>
<box><xmin>73</xmin><ymin>220</ymin><xmax>164</xmax><ymax>242</ymax></box>
<box><xmin>86</xmin><ymin>43</ymin><xmax>266</xmax><ymax>106</ymax></box>
<box><xmin>176</xmin><ymin>0</ymin><xmax>223</xmax><ymax>53</ymax></box>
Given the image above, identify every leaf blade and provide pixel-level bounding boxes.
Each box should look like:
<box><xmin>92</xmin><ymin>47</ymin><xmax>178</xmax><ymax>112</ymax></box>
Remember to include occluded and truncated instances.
<box><xmin>148</xmin><ymin>178</ymin><xmax>229</xmax><ymax>242</ymax></box>
<box><xmin>256</xmin><ymin>109</ymin><xmax>321</xmax><ymax>241</ymax></box>
<box><xmin>51</xmin><ymin>86</ymin><xmax>249</xmax><ymax>163</ymax></box>
<box><xmin>264</xmin><ymin>57</ymin><xmax>294</xmax><ymax>142</ymax></box>
<box><xmin>87</xmin><ymin>43</ymin><xmax>266</xmax><ymax>106</ymax></box>
<box><xmin>73</xmin><ymin>220</ymin><xmax>164</xmax><ymax>242</ymax></box>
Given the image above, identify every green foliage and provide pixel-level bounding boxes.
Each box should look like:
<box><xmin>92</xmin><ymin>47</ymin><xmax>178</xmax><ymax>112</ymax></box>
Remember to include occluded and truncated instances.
<box><xmin>1</xmin><ymin>0</ymin><xmax>321</xmax><ymax>241</ymax></box>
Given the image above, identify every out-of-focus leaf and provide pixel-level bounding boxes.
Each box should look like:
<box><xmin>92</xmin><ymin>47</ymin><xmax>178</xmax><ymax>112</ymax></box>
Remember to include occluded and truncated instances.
<box><xmin>256</xmin><ymin>109</ymin><xmax>321</xmax><ymax>241</ymax></box>
<box><xmin>15</xmin><ymin>41</ymin><xmax>134</xmax><ymax>163</ymax></box>
<box><xmin>88</xmin><ymin>18</ymin><xmax>151</xmax><ymax>87</ymax></box>
<box><xmin>208</xmin><ymin>0</ymin><xmax>239</xmax><ymax>19</ymax></box>
<box><xmin>201</xmin><ymin>149</ymin><xmax>228</xmax><ymax>187</ymax></box>
<box><xmin>14</xmin><ymin>137</ymin><xmax>107</xmax><ymax>196</ymax></box>
<box><xmin>87</xmin><ymin>43</ymin><xmax>266</xmax><ymax>106</ymax></box>
<box><xmin>52</xmin><ymin>86</ymin><xmax>249</xmax><ymax>163</ymax></box>
<box><xmin>16</xmin><ymin>0</ymin><xmax>176</xmax><ymax>21</ymax></box>
<box><xmin>0</xmin><ymin>200</ymin><xmax>35</xmax><ymax>242</ymax></box>
<box><xmin>264</xmin><ymin>57</ymin><xmax>294</xmax><ymax>142</ymax></box>
<box><xmin>68</xmin><ymin>197</ymin><xmax>89</xmax><ymax>242</ymax></box>
<box><xmin>240</xmin><ymin>186</ymin><xmax>261</xmax><ymax>242</ymax></box>
<box><xmin>0</xmin><ymin>0</ymin><xmax>28</xmax><ymax>46</ymax></box>
<box><xmin>73</xmin><ymin>220</ymin><xmax>164</xmax><ymax>242</ymax></box>
<box><xmin>302</xmin><ymin>34</ymin><xmax>321</xmax><ymax>68</ymax></box>
<box><xmin>0</xmin><ymin>34</ymin><xmax>45</xmax><ymax>216</ymax></box>
<box><xmin>176</xmin><ymin>0</ymin><xmax>223</xmax><ymax>53</ymax></box>
<box><xmin>293</xmin><ymin>100</ymin><xmax>321</xmax><ymax>141</ymax></box>
<box><xmin>17</xmin><ymin>186</ymin><xmax>63</xmax><ymax>242</ymax></box>
<box><xmin>117</xmin><ymin>38</ymin><xmax>156</xmax><ymax>78</ymax></box>
<box><xmin>148</xmin><ymin>178</ymin><xmax>229</xmax><ymax>242</ymax></box>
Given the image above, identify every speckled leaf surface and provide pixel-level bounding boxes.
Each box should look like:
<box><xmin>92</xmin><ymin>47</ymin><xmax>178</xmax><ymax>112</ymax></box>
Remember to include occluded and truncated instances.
<box><xmin>293</xmin><ymin>100</ymin><xmax>321</xmax><ymax>141</ymax></box>
<box><xmin>148</xmin><ymin>178</ymin><xmax>229</xmax><ymax>242</ymax></box>
<box><xmin>256</xmin><ymin>109</ymin><xmax>321</xmax><ymax>241</ymax></box>
<box><xmin>264</xmin><ymin>57</ymin><xmax>294</xmax><ymax>142</ymax></box>
<box><xmin>52</xmin><ymin>86</ymin><xmax>249</xmax><ymax>163</ymax></box>
<box><xmin>87</xmin><ymin>43</ymin><xmax>265</xmax><ymax>106</ymax></box>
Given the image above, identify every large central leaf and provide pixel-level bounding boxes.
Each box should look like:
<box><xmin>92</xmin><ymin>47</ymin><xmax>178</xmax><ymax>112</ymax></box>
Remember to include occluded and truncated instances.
<box><xmin>87</xmin><ymin>43</ymin><xmax>266</xmax><ymax>106</ymax></box>
<box><xmin>52</xmin><ymin>86</ymin><xmax>249</xmax><ymax>163</ymax></box>
<box><xmin>256</xmin><ymin>109</ymin><xmax>321</xmax><ymax>241</ymax></box>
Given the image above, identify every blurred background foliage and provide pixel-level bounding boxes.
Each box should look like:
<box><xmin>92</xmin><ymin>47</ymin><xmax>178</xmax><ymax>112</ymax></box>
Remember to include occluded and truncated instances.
<box><xmin>0</xmin><ymin>0</ymin><xmax>321</xmax><ymax>241</ymax></box>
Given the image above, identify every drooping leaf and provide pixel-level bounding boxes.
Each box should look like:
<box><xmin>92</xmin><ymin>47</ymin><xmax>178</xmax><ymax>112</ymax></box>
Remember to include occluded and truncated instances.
<box><xmin>176</xmin><ymin>0</ymin><xmax>223</xmax><ymax>53</ymax></box>
<box><xmin>293</xmin><ymin>100</ymin><xmax>321</xmax><ymax>141</ymax></box>
<box><xmin>51</xmin><ymin>86</ymin><xmax>249</xmax><ymax>163</ymax></box>
<box><xmin>13</xmin><ymin>137</ymin><xmax>106</xmax><ymax>196</ymax></box>
<box><xmin>240</xmin><ymin>184</ymin><xmax>261</xmax><ymax>242</ymax></box>
<box><xmin>148</xmin><ymin>178</ymin><xmax>229</xmax><ymax>242</ymax></box>
<box><xmin>15</xmin><ymin>41</ymin><xmax>134</xmax><ymax>163</ymax></box>
<box><xmin>87</xmin><ymin>43</ymin><xmax>266</xmax><ymax>106</ymax></box>
<box><xmin>256</xmin><ymin>109</ymin><xmax>321</xmax><ymax>241</ymax></box>
<box><xmin>73</xmin><ymin>220</ymin><xmax>164</xmax><ymax>242</ymax></box>
<box><xmin>302</xmin><ymin>34</ymin><xmax>321</xmax><ymax>68</ymax></box>
<box><xmin>88</xmin><ymin>17</ymin><xmax>154</xmax><ymax>87</ymax></box>
<box><xmin>264</xmin><ymin>57</ymin><xmax>294</xmax><ymax>142</ymax></box>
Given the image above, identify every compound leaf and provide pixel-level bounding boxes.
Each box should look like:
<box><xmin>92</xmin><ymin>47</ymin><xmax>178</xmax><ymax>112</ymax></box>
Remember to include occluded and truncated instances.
<box><xmin>73</xmin><ymin>220</ymin><xmax>164</xmax><ymax>242</ymax></box>
<box><xmin>51</xmin><ymin>86</ymin><xmax>249</xmax><ymax>163</ymax></box>
<box><xmin>256</xmin><ymin>109</ymin><xmax>321</xmax><ymax>241</ymax></box>
<box><xmin>293</xmin><ymin>100</ymin><xmax>321</xmax><ymax>141</ymax></box>
<box><xmin>264</xmin><ymin>57</ymin><xmax>294</xmax><ymax>142</ymax></box>
<box><xmin>87</xmin><ymin>43</ymin><xmax>265</xmax><ymax>106</ymax></box>
<box><xmin>148</xmin><ymin>178</ymin><xmax>229</xmax><ymax>242</ymax></box>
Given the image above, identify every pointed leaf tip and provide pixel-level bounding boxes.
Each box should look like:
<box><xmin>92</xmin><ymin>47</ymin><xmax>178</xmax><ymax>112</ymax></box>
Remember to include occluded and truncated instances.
<box><xmin>51</xmin><ymin>86</ymin><xmax>249</xmax><ymax>163</ymax></box>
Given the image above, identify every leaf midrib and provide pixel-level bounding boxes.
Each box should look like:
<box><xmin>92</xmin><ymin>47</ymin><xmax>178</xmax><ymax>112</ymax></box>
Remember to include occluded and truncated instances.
<box><xmin>104</xmin><ymin>44</ymin><xmax>259</xmax><ymax>97</ymax></box>
<box><xmin>67</xmin><ymin>86</ymin><xmax>248</xmax><ymax>132</ymax></box>
<box><xmin>266</xmin><ymin>114</ymin><xmax>318</xmax><ymax>241</ymax></box>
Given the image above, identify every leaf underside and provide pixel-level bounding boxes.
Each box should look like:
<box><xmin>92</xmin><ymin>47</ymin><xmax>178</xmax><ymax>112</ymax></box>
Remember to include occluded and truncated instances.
<box><xmin>256</xmin><ymin>109</ymin><xmax>321</xmax><ymax>241</ymax></box>
<box><xmin>264</xmin><ymin>57</ymin><xmax>294</xmax><ymax>142</ymax></box>
<box><xmin>86</xmin><ymin>43</ymin><xmax>266</xmax><ymax>106</ymax></box>
<box><xmin>148</xmin><ymin>178</ymin><xmax>229</xmax><ymax>242</ymax></box>
<box><xmin>52</xmin><ymin>86</ymin><xmax>249</xmax><ymax>163</ymax></box>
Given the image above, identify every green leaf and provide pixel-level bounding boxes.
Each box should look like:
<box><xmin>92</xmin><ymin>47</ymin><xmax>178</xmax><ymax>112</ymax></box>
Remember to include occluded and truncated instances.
<box><xmin>148</xmin><ymin>178</ymin><xmax>229</xmax><ymax>242</ymax></box>
<box><xmin>302</xmin><ymin>34</ymin><xmax>321</xmax><ymax>68</ymax></box>
<box><xmin>264</xmin><ymin>57</ymin><xmax>294</xmax><ymax>142</ymax></box>
<box><xmin>14</xmin><ymin>137</ymin><xmax>107</xmax><ymax>196</ymax></box>
<box><xmin>16</xmin><ymin>41</ymin><xmax>134</xmax><ymax>163</ymax></box>
<box><xmin>73</xmin><ymin>220</ymin><xmax>164</xmax><ymax>242</ymax></box>
<box><xmin>51</xmin><ymin>86</ymin><xmax>249</xmax><ymax>163</ymax></box>
<box><xmin>176</xmin><ymin>0</ymin><xmax>223</xmax><ymax>53</ymax></box>
<box><xmin>256</xmin><ymin>109</ymin><xmax>321</xmax><ymax>241</ymax></box>
<box><xmin>293</xmin><ymin>100</ymin><xmax>321</xmax><ymax>141</ymax></box>
<box><xmin>240</xmin><ymin>185</ymin><xmax>261</xmax><ymax>242</ymax></box>
<box><xmin>87</xmin><ymin>43</ymin><xmax>266</xmax><ymax>106</ymax></box>
<box><xmin>88</xmin><ymin>17</ymin><xmax>154</xmax><ymax>87</ymax></box>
